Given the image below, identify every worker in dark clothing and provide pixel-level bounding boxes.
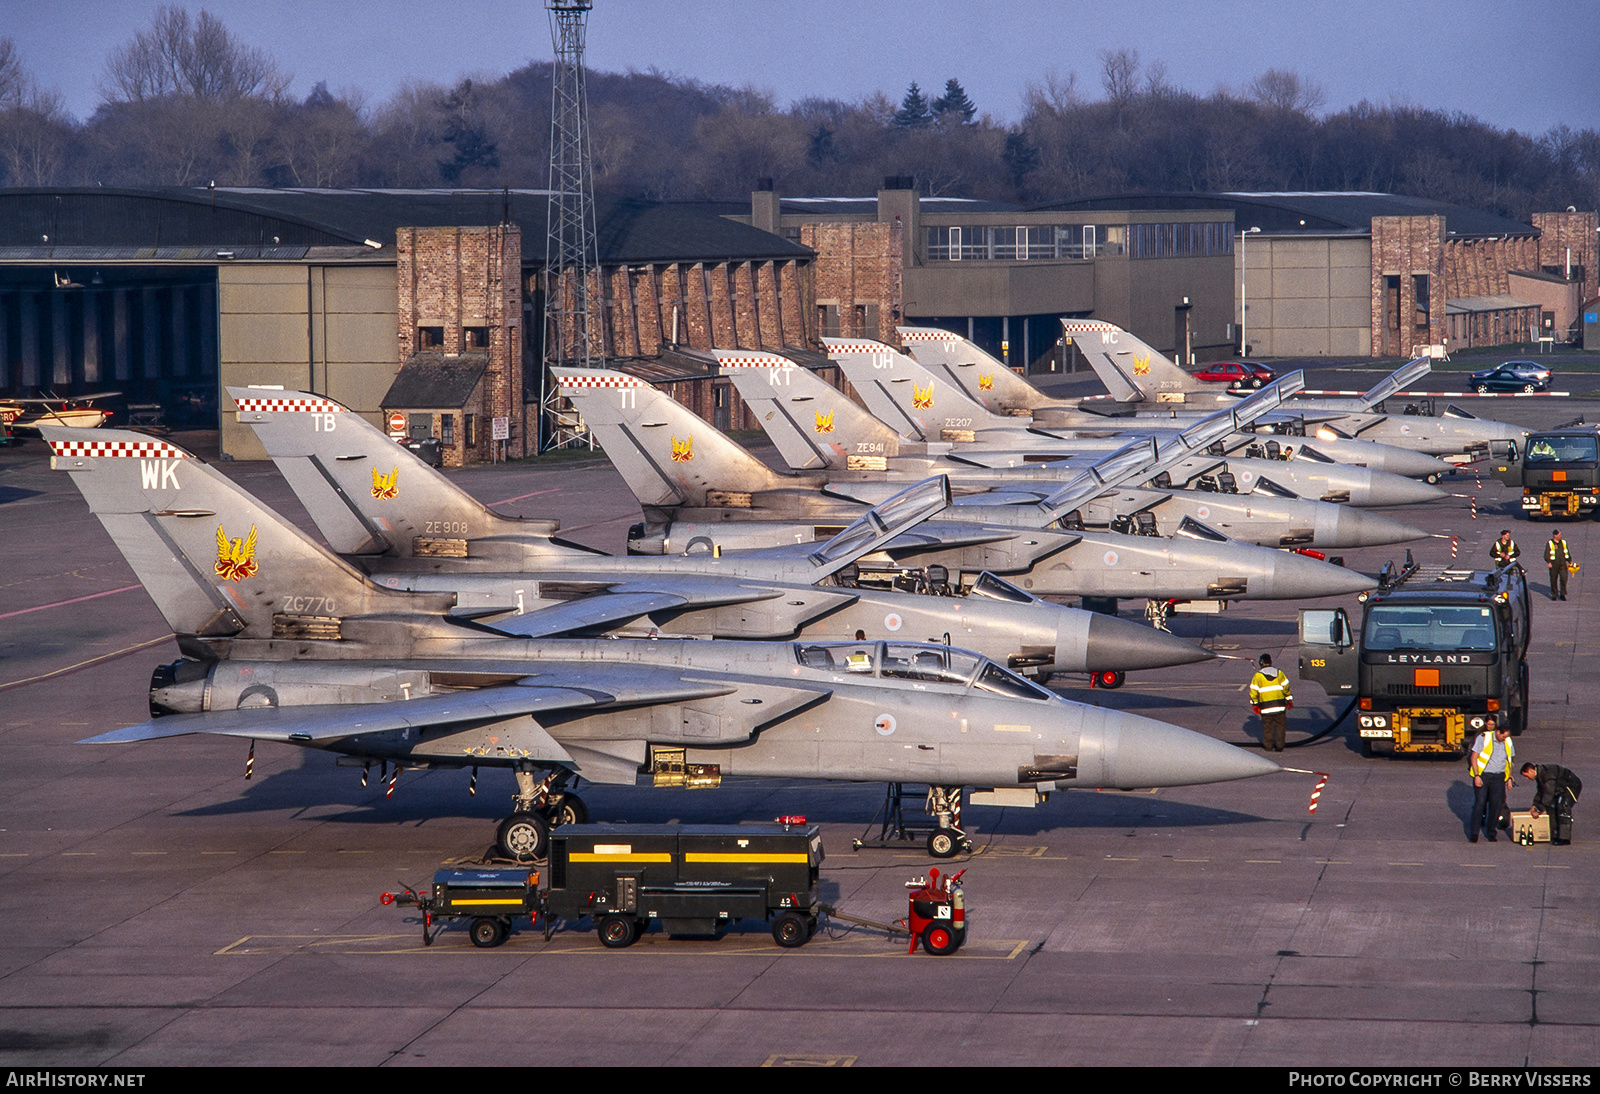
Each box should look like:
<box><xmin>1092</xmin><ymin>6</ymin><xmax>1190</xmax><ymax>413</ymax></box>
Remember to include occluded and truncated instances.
<box><xmin>1467</xmin><ymin>724</ymin><xmax>1516</xmax><ymax>842</ymax></box>
<box><xmin>1520</xmin><ymin>762</ymin><xmax>1582</xmax><ymax>845</ymax></box>
<box><xmin>1491</xmin><ymin>529</ymin><xmax>1521</xmax><ymax>567</ymax></box>
<box><xmin>1545</xmin><ymin>530</ymin><xmax>1574</xmax><ymax>601</ymax></box>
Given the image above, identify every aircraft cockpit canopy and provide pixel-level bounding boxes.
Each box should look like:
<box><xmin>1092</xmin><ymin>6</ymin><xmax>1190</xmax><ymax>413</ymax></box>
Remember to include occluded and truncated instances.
<box><xmin>795</xmin><ymin>641</ymin><xmax>1052</xmax><ymax>700</ymax></box>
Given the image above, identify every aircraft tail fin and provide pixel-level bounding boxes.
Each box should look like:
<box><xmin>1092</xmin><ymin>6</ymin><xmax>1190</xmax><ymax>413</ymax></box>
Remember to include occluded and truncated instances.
<box><xmin>44</xmin><ymin>427</ymin><xmax>448</xmax><ymax>639</ymax></box>
<box><xmin>230</xmin><ymin>388</ymin><xmax>574</xmax><ymax>560</ymax></box>
<box><xmin>1357</xmin><ymin>358</ymin><xmax>1432</xmax><ymax>409</ymax></box>
<box><xmin>823</xmin><ymin>337</ymin><xmax>1014</xmax><ymax>441</ymax></box>
<box><xmin>897</xmin><ymin>326</ymin><xmax>1055</xmax><ymax>413</ymax></box>
<box><xmin>553</xmin><ymin>368</ymin><xmax>790</xmax><ymax>507</ymax></box>
<box><xmin>716</xmin><ymin>350</ymin><xmax>902</xmax><ymax>470</ymax></box>
<box><xmin>1060</xmin><ymin>319</ymin><xmax>1199</xmax><ymax>403</ymax></box>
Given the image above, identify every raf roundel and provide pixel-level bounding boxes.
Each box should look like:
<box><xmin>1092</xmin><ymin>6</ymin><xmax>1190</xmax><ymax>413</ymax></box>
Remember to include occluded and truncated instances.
<box><xmin>1103</xmin><ymin>550</ymin><xmax>1119</xmax><ymax>567</ymax></box>
<box><xmin>1197</xmin><ymin>506</ymin><xmax>1211</xmax><ymax>520</ymax></box>
<box><xmin>883</xmin><ymin>613</ymin><xmax>903</xmax><ymax>632</ymax></box>
<box><xmin>874</xmin><ymin>714</ymin><xmax>897</xmax><ymax>737</ymax></box>
<box><xmin>1238</xmin><ymin>470</ymin><xmax>1255</xmax><ymax>484</ymax></box>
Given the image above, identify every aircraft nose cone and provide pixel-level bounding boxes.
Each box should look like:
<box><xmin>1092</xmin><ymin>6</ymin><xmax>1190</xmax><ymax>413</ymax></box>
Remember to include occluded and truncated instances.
<box><xmin>1078</xmin><ymin>611</ymin><xmax>1213</xmax><ymax>672</ymax></box>
<box><xmin>1262</xmin><ymin>549</ymin><xmax>1376</xmax><ymax>599</ymax></box>
<box><xmin>1331</xmin><ymin>507</ymin><xmax>1429</xmax><ymax>548</ymax></box>
<box><xmin>1361</xmin><ymin>472</ymin><xmax>1446</xmax><ymax>506</ymax></box>
<box><xmin>1387</xmin><ymin>451</ymin><xmax>1455</xmax><ymax>479</ymax></box>
<box><xmin>1077</xmin><ymin>708</ymin><xmax>1281</xmax><ymax>789</ymax></box>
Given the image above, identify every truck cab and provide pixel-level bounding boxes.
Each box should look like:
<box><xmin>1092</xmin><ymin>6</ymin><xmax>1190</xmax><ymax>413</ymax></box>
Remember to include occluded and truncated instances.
<box><xmin>1490</xmin><ymin>429</ymin><xmax>1600</xmax><ymax>518</ymax></box>
<box><xmin>1299</xmin><ymin>561</ymin><xmax>1530</xmax><ymax>757</ymax></box>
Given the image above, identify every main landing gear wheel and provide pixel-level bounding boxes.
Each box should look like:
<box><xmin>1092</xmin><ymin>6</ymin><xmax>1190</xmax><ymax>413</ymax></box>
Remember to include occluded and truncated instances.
<box><xmin>496</xmin><ymin>811</ymin><xmax>549</xmax><ymax>862</ymax></box>
<box><xmin>922</xmin><ymin>923</ymin><xmax>962</xmax><ymax>955</ymax></box>
<box><xmin>470</xmin><ymin>917</ymin><xmax>509</xmax><ymax>948</ymax></box>
<box><xmin>927</xmin><ymin>827</ymin><xmax>964</xmax><ymax>859</ymax></box>
<box><xmin>1093</xmin><ymin>670</ymin><xmax>1126</xmax><ymax>690</ymax></box>
<box><xmin>597</xmin><ymin>914</ymin><xmax>640</xmax><ymax>949</ymax></box>
<box><xmin>771</xmin><ymin>911</ymin><xmax>810</xmax><ymax>949</ymax></box>
<box><xmin>548</xmin><ymin>794</ymin><xmax>588</xmax><ymax>827</ymax></box>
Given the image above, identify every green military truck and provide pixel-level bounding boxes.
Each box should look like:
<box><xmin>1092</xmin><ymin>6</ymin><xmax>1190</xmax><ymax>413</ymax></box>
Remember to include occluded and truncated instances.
<box><xmin>1298</xmin><ymin>560</ymin><xmax>1530</xmax><ymax>757</ymax></box>
<box><xmin>1490</xmin><ymin>428</ymin><xmax>1600</xmax><ymax>518</ymax></box>
<box><xmin>544</xmin><ymin>823</ymin><xmax>824</xmax><ymax>948</ymax></box>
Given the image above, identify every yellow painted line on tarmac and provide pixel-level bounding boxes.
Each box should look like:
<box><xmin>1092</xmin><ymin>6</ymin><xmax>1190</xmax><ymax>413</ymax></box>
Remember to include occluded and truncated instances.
<box><xmin>269</xmin><ymin>850</ymin><xmax>306</xmax><ymax>855</ymax></box>
<box><xmin>1104</xmin><ymin>856</ymin><xmax>1139</xmax><ymax>861</ymax></box>
<box><xmin>61</xmin><ymin>852</ymin><xmax>95</xmax><ymax>856</ymax></box>
<box><xmin>1246</xmin><ymin>860</ymin><xmax>1281</xmax><ymax>864</ymax></box>
<box><xmin>0</xmin><ymin>853</ymin><xmax>27</xmax><ymax>858</ymax></box>
<box><xmin>1459</xmin><ymin>863</ymin><xmax>1497</xmax><ymax>868</ymax></box>
<box><xmin>1388</xmin><ymin>862</ymin><xmax>1425</xmax><ymax>866</ymax></box>
<box><xmin>201</xmin><ymin>851</ymin><xmax>236</xmax><ymax>855</ymax></box>
<box><xmin>1173</xmin><ymin>858</ymin><xmax>1210</xmax><ymax>862</ymax></box>
<box><xmin>1005</xmin><ymin>940</ymin><xmax>1030</xmax><ymax>959</ymax></box>
<box><xmin>1316</xmin><ymin>860</ymin><xmax>1353</xmax><ymax>865</ymax></box>
<box><xmin>132</xmin><ymin>851</ymin><xmax>166</xmax><ymax>856</ymax></box>
<box><xmin>1532</xmin><ymin>864</ymin><xmax>1571</xmax><ymax>869</ymax></box>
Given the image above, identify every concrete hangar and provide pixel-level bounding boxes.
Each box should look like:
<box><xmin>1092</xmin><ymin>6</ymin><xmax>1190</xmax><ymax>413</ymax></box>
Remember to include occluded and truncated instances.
<box><xmin>1045</xmin><ymin>191</ymin><xmax>1598</xmax><ymax>358</ymax></box>
<box><xmin>0</xmin><ymin>187</ymin><xmax>816</xmax><ymax>462</ymax></box>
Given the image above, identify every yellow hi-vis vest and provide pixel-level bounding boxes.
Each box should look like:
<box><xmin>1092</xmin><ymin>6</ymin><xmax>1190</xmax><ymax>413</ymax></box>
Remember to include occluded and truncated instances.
<box><xmin>1249</xmin><ymin>667</ymin><xmax>1291</xmax><ymax>714</ymax></box>
<box><xmin>1546</xmin><ymin>538</ymin><xmax>1572</xmax><ymax>566</ymax></box>
<box><xmin>1468</xmin><ymin>731</ymin><xmax>1515</xmax><ymax>778</ymax></box>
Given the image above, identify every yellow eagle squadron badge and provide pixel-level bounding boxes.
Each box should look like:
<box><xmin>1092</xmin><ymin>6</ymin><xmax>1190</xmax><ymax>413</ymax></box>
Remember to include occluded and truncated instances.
<box><xmin>670</xmin><ymin>434</ymin><xmax>694</xmax><ymax>462</ymax></box>
<box><xmin>1132</xmin><ymin>355</ymin><xmax>1151</xmax><ymax>376</ymax></box>
<box><xmin>912</xmin><ymin>383</ymin><xmax>934</xmax><ymax>409</ymax></box>
<box><xmin>214</xmin><ymin>523</ymin><xmax>259</xmax><ymax>583</ymax></box>
<box><xmin>814</xmin><ymin>410</ymin><xmax>835</xmax><ymax>434</ymax></box>
<box><xmin>978</xmin><ymin>372</ymin><xmax>994</xmax><ymax>391</ymax></box>
<box><xmin>371</xmin><ymin>465</ymin><xmax>398</xmax><ymax>500</ymax></box>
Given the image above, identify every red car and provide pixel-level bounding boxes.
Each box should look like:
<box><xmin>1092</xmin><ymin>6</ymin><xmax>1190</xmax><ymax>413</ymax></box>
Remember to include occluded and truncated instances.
<box><xmin>1191</xmin><ymin>360</ymin><xmax>1276</xmax><ymax>388</ymax></box>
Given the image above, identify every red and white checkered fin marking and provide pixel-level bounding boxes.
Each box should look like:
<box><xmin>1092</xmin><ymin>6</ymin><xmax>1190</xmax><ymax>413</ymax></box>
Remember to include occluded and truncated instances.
<box><xmin>1308</xmin><ymin>773</ymin><xmax>1328</xmax><ymax>814</ymax></box>
<box><xmin>557</xmin><ymin>373</ymin><xmax>642</xmax><ymax>389</ymax></box>
<box><xmin>821</xmin><ymin>338</ymin><xmax>885</xmax><ymax>352</ymax></box>
<box><xmin>897</xmin><ymin>329</ymin><xmax>956</xmax><ymax>343</ymax></box>
<box><xmin>233</xmin><ymin>396</ymin><xmax>346</xmax><ymax>413</ymax></box>
<box><xmin>1059</xmin><ymin>320</ymin><xmax>1119</xmax><ymax>334</ymax></box>
<box><xmin>48</xmin><ymin>438</ymin><xmax>191</xmax><ymax>459</ymax></box>
<box><xmin>713</xmin><ymin>351</ymin><xmax>793</xmax><ymax>368</ymax></box>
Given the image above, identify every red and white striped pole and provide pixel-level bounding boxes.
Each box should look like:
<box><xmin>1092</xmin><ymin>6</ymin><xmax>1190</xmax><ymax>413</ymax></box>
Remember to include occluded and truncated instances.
<box><xmin>1451</xmin><ymin>535</ymin><xmax>1458</xmax><ymax>561</ymax></box>
<box><xmin>1308</xmin><ymin>773</ymin><xmax>1328</xmax><ymax>814</ymax></box>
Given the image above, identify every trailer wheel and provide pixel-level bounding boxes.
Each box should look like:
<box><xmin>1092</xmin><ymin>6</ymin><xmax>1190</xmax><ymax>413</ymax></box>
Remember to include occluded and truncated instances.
<box><xmin>496</xmin><ymin>812</ymin><xmax>549</xmax><ymax>862</ymax></box>
<box><xmin>771</xmin><ymin>912</ymin><xmax>810</xmax><ymax>949</ymax></box>
<box><xmin>597</xmin><ymin>914</ymin><xmax>639</xmax><ymax>949</ymax></box>
<box><xmin>922</xmin><ymin>923</ymin><xmax>960</xmax><ymax>955</ymax></box>
<box><xmin>470</xmin><ymin>917</ymin><xmax>507</xmax><ymax>948</ymax></box>
<box><xmin>927</xmin><ymin>828</ymin><xmax>961</xmax><ymax>859</ymax></box>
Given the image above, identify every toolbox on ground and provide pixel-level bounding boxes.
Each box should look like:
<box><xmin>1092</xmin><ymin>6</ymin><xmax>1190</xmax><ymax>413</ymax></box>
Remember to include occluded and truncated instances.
<box><xmin>1510</xmin><ymin>810</ymin><xmax>1551</xmax><ymax>845</ymax></box>
<box><xmin>544</xmin><ymin>823</ymin><xmax>824</xmax><ymax>948</ymax></box>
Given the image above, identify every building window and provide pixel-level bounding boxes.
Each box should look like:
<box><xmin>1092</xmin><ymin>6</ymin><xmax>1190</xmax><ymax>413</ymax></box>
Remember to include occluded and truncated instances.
<box><xmin>1413</xmin><ymin>275</ymin><xmax>1430</xmax><ymax>330</ymax></box>
<box><xmin>465</xmin><ymin>414</ymin><xmax>476</xmax><ymax>446</ymax></box>
<box><xmin>418</xmin><ymin>326</ymin><xmax>444</xmax><ymax>349</ymax></box>
<box><xmin>819</xmin><ymin>304</ymin><xmax>840</xmax><ymax>337</ymax></box>
<box><xmin>441</xmin><ymin>414</ymin><xmax>455</xmax><ymax>446</ymax></box>
<box><xmin>464</xmin><ymin>326</ymin><xmax>489</xmax><ymax>349</ymax></box>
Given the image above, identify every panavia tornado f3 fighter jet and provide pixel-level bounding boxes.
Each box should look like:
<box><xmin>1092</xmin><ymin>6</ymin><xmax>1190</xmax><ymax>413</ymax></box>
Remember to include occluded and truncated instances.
<box><xmin>44</xmin><ymin>429</ymin><xmax>1277</xmax><ymax>861</ymax></box>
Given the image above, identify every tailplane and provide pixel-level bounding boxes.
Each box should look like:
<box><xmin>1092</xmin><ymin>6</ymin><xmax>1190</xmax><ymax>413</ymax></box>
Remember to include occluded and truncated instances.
<box><xmin>1060</xmin><ymin>319</ymin><xmax>1200</xmax><ymax>403</ymax></box>
<box><xmin>230</xmin><ymin>387</ymin><xmax>584</xmax><ymax>562</ymax></box>
<box><xmin>716</xmin><ymin>350</ymin><xmax>904</xmax><ymax>470</ymax></box>
<box><xmin>553</xmin><ymin>368</ymin><xmax>795</xmax><ymax>507</ymax></box>
<box><xmin>823</xmin><ymin>337</ymin><xmax>1014</xmax><ymax>440</ymax></box>
<box><xmin>897</xmin><ymin>326</ymin><xmax>1056</xmax><ymax>413</ymax></box>
<box><xmin>45</xmin><ymin>427</ymin><xmax>449</xmax><ymax>639</ymax></box>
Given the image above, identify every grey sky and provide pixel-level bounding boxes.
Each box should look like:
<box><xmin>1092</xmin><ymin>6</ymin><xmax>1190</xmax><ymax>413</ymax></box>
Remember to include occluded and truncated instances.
<box><xmin>7</xmin><ymin>0</ymin><xmax>1598</xmax><ymax>137</ymax></box>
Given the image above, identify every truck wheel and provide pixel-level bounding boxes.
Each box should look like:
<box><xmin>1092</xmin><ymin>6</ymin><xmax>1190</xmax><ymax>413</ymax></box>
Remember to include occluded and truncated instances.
<box><xmin>927</xmin><ymin>828</ymin><xmax>962</xmax><ymax>859</ymax></box>
<box><xmin>548</xmin><ymin>794</ymin><xmax>588</xmax><ymax>827</ymax></box>
<box><xmin>597</xmin><ymin>914</ymin><xmax>639</xmax><ymax>949</ymax></box>
<box><xmin>470</xmin><ymin>917</ymin><xmax>507</xmax><ymax>948</ymax></box>
<box><xmin>771</xmin><ymin>912</ymin><xmax>810</xmax><ymax>949</ymax></box>
<box><xmin>496</xmin><ymin>812</ymin><xmax>549</xmax><ymax>862</ymax></box>
<box><xmin>922</xmin><ymin>923</ymin><xmax>960</xmax><ymax>956</ymax></box>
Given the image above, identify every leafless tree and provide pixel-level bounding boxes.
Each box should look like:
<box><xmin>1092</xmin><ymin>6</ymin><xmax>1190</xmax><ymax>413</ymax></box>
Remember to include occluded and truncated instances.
<box><xmin>0</xmin><ymin>38</ymin><xmax>25</xmax><ymax>109</ymax></box>
<box><xmin>1099</xmin><ymin>48</ymin><xmax>1140</xmax><ymax>104</ymax></box>
<box><xmin>103</xmin><ymin>6</ymin><xmax>287</xmax><ymax>103</ymax></box>
<box><xmin>1249</xmin><ymin>69</ymin><xmax>1327</xmax><ymax>116</ymax></box>
<box><xmin>1022</xmin><ymin>71</ymin><xmax>1079</xmax><ymax>118</ymax></box>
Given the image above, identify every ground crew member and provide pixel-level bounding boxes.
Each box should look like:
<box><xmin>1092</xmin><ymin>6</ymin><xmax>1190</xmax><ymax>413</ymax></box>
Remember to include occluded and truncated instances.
<box><xmin>1249</xmin><ymin>653</ymin><xmax>1292</xmax><ymax>752</ymax></box>
<box><xmin>1520</xmin><ymin>762</ymin><xmax>1581</xmax><ymax>845</ymax></box>
<box><xmin>1545</xmin><ymin>530</ymin><xmax>1573</xmax><ymax>601</ymax></box>
<box><xmin>1467</xmin><ymin>723</ymin><xmax>1515</xmax><ymax>842</ymax></box>
<box><xmin>1491</xmin><ymin>529</ymin><xmax>1521</xmax><ymax>567</ymax></box>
